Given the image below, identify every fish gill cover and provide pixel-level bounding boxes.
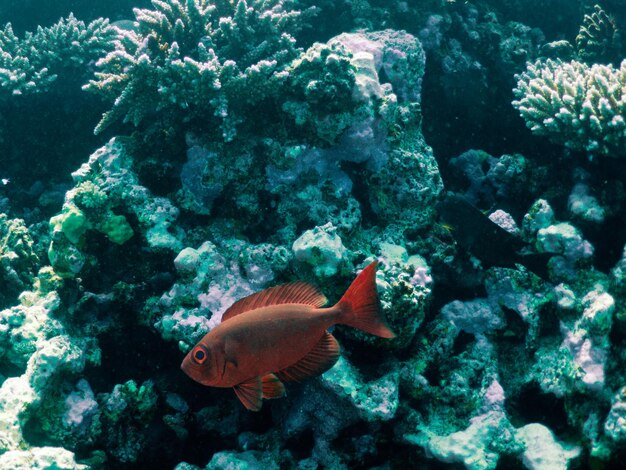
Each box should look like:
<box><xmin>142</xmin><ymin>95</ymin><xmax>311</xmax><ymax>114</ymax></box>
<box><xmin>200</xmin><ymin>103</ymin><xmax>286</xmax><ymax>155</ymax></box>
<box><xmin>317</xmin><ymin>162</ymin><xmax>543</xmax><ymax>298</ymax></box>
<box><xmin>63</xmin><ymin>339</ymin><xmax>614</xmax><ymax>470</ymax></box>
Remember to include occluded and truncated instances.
<box><xmin>0</xmin><ymin>0</ymin><xmax>624</xmax><ymax>468</ymax></box>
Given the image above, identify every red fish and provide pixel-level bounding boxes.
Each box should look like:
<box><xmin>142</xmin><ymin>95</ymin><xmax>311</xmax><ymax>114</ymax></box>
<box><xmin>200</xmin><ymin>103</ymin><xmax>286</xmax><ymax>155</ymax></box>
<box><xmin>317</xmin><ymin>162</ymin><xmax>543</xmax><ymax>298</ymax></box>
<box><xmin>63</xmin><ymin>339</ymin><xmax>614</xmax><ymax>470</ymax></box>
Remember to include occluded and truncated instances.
<box><xmin>181</xmin><ymin>261</ymin><xmax>395</xmax><ymax>411</ymax></box>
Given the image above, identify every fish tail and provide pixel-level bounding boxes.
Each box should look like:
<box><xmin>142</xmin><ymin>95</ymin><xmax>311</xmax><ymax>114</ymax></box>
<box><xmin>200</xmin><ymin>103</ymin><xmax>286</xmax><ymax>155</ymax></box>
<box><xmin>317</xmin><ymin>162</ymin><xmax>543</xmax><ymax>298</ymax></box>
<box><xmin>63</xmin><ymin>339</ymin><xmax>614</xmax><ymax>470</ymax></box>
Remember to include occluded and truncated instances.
<box><xmin>335</xmin><ymin>261</ymin><xmax>395</xmax><ymax>338</ymax></box>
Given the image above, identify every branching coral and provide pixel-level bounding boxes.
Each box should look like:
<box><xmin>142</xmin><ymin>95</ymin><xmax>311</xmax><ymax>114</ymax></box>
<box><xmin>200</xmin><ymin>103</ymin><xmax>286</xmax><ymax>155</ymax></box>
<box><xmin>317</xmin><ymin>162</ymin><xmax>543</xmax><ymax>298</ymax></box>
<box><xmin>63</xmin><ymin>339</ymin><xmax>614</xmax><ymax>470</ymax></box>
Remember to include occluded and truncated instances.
<box><xmin>0</xmin><ymin>14</ymin><xmax>116</xmax><ymax>96</ymax></box>
<box><xmin>512</xmin><ymin>58</ymin><xmax>626</xmax><ymax>157</ymax></box>
<box><xmin>576</xmin><ymin>4</ymin><xmax>621</xmax><ymax>64</ymax></box>
<box><xmin>84</xmin><ymin>0</ymin><xmax>313</xmax><ymax>140</ymax></box>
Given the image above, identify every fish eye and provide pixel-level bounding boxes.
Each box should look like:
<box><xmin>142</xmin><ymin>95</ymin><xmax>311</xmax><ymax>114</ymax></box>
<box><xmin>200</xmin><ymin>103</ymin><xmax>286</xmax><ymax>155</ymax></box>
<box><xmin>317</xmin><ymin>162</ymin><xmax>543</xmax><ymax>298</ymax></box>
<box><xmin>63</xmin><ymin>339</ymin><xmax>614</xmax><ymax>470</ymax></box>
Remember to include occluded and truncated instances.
<box><xmin>192</xmin><ymin>345</ymin><xmax>209</xmax><ymax>365</ymax></box>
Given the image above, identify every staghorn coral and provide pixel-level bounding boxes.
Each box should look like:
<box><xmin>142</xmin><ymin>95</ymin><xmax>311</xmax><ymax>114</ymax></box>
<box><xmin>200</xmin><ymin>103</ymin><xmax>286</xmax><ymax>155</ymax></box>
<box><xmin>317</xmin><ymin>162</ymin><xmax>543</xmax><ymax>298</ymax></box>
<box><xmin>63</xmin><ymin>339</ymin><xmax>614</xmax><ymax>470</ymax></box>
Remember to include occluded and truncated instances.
<box><xmin>0</xmin><ymin>14</ymin><xmax>116</xmax><ymax>96</ymax></box>
<box><xmin>513</xmin><ymin>58</ymin><xmax>626</xmax><ymax>157</ymax></box>
<box><xmin>85</xmin><ymin>0</ymin><xmax>312</xmax><ymax>139</ymax></box>
<box><xmin>576</xmin><ymin>4</ymin><xmax>621</xmax><ymax>65</ymax></box>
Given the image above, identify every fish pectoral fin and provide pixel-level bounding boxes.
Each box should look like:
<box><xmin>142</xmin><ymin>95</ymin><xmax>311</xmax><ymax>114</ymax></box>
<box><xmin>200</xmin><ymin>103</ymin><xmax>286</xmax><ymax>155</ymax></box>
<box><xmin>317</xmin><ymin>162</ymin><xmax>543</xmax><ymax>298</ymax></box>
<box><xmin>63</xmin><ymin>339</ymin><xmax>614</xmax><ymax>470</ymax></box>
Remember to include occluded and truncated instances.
<box><xmin>233</xmin><ymin>377</ymin><xmax>263</xmax><ymax>411</ymax></box>
<box><xmin>221</xmin><ymin>282</ymin><xmax>327</xmax><ymax>322</ymax></box>
<box><xmin>261</xmin><ymin>373</ymin><xmax>285</xmax><ymax>399</ymax></box>
<box><xmin>276</xmin><ymin>331</ymin><xmax>340</xmax><ymax>383</ymax></box>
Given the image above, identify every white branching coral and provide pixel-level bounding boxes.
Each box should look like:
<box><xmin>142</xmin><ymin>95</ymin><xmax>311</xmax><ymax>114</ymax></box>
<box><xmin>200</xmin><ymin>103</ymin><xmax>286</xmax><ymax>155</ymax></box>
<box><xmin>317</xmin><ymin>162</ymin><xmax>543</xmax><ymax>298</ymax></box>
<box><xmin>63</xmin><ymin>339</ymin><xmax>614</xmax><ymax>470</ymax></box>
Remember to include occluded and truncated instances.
<box><xmin>84</xmin><ymin>0</ymin><xmax>312</xmax><ymax>140</ymax></box>
<box><xmin>0</xmin><ymin>14</ymin><xmax>115</xmax><ymax>96</ymax></box>
<box><xmin>512</xmin><ymin>59</ymin><xmax>626</xmax><ymax>157</ymax></box>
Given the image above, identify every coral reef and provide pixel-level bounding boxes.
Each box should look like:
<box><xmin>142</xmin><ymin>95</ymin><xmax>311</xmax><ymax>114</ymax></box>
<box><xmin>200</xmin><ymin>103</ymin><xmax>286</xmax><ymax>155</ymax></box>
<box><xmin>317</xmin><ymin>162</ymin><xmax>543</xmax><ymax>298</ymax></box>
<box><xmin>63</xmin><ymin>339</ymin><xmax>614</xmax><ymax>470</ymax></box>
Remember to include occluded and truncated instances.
<box><xmin>2</xmin><ymin>0</ymin><xmax>626</xmax><ymax>468</ymax></box>
<box><xmin>48</xmin><ymin>139</ymin><xmax>183</xmax><ymax>277</ymax></box>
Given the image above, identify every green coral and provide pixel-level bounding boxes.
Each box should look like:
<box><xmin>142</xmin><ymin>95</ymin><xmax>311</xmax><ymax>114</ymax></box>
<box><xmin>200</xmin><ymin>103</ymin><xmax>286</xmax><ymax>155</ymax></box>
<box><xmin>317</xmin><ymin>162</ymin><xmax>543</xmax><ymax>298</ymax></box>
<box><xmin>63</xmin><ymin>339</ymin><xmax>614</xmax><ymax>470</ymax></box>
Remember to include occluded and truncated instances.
<box><xmin>50</xmin><ymin>204</ymin><xmax>89</xmax><ymax>245</ymax></box>
<box><xmin>48</xmin><ymin>139</ymin><xmax>182</xmax><ymax>277</ymax></box>
<box><xmin>0</xmin><ymin>14</ymin><xmax>116</xmax><ymax>96</ymax></box>
<box><xmin>513</xmin><ymin>58</ymin><xmax>626</xmax><ymax>157</ymax></box>
<box><xmin>101</xmin><ymin>214</ymin><xmax>134</xmax><ymax>245</ymax></box>
<box><xmin>576</xmin><ymin>5</ymin><xmax>621</xmax><ymax>64</ymax></box>
<box><xmin>84</xmin><ymin>0</ymin><xmax>312</xmax><ymax>139</ymax></box>
<box><xmin>99</xmin><ymin>379</ymin><xmax>158</xmax><ymax>464</ymax></box>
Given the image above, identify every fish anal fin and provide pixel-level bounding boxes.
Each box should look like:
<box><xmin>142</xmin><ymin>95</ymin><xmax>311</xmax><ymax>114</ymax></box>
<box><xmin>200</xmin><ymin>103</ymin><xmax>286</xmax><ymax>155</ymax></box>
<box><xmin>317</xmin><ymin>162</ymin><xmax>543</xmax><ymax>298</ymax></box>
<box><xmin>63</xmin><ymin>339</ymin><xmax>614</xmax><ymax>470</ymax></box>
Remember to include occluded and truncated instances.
<box><xmin>222</xmin><ymin>282</ymin><xmax>327</xmax><ymax>322</ymax></box>
<box><xmin>261</xmin><ymin>373</ymin><xmax>285</xmax><ymax>399</ymax></box>
<box><xmin>233</xmin><ymin>377</ymin><xmax>263</xmax><ymax>411</ymax></box>
<box><xmin>276</xmin><ymin>331</ymin><xmax>340</xmax><ymax>383</ymax></box>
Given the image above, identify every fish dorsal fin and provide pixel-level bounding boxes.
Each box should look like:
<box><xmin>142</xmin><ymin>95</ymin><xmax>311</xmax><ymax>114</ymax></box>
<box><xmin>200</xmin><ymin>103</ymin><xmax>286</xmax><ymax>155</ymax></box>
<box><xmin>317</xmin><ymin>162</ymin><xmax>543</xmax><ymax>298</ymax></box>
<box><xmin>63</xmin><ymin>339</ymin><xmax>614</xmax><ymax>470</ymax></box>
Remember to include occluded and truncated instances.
<box><xmin>261</xmin><ymin>374</ymin><xmax>285</xmax><ymax>399</ymax></box>
<box><xmin>221</xmin><ymin>282</ymin><xmax>327</xmax><ymax>322</ymax></box>
<box><xmin>233</xmin><ymin>377</ymin><xmax>263</xmax><ymax>411</ymax></box>
<box><xmin>276</xmin><ymin>331</ymin><xmax>340</xmax><ymax>383</ymax></box>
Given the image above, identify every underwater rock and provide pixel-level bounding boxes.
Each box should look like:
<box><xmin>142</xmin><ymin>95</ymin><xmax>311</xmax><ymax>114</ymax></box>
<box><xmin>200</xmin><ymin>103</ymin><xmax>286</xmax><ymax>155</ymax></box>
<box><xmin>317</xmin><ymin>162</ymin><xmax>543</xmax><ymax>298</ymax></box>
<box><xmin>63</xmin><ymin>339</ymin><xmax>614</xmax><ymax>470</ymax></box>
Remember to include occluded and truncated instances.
<box><xmin>98</xmin><ymin>379</ymin><xmax>158</xmax><ymax>464</ymax></box>
<box><xmin>320</xmin><ymin>356</ymin><xmax>400</xmax><ymax>422</ymax></box>
<box><xmin>205</xmin><ymin>450</ymin><xmax>280</xmax><ymax>470</ymax></box>
<box><xmin>0</xmin><ymin>215</ymin><xmax>39</xmax><ymax>309</ymax></box>
<box><xmin>415</xmin><ymin>411</ymin><xmax>518</xmax><ymax>470</ymax></box>
<box><xmin>0</xmin><ymin>447</ymin><xmax>87</xmax><ymax>470</ymax></box>
<box><xmin>442</xmin><ymin>299</ymin><xmax>505</xmax><ymax>336</ymax></box>
<box><xmin>49</xmin><ymin>139</ymin><xmax>183</xmax><ymax>277</ymax></box>
<box><xmin>515</xmin><ymin>423</ymin><xmax>581</xmax><ymax>470</ymax></box>
<box><xmin>177</xmin><ymin>142</ymin><xmax>224</xmax><ymax>216</ymax></box>
<box><xmin>567</xmin><ymin>183</ymin><xmax>605</xmax><ymax>224</ymax></box>
<box><xmin>522</xmin><ymin>199</ymin><xmax>556</xmax><ymax>237</ymax></box>
<box><xmin>292</xmin><ymin>223</ymin><xmax>348</xmax><ymax>278</ymax></box>
<box><xmin>448</xmin><ymin>150</ymin><xmax>532</xmax><ymax>207</ymax></box>
<box><xmin>0</xmin><ymin>273</ymin><xmax>97</xmax><ymax>464</ymax></box>
<box><xmin>605</xmin><ymin>387</ymin><xmax>626</xmax><ymax>443</ymax></box>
